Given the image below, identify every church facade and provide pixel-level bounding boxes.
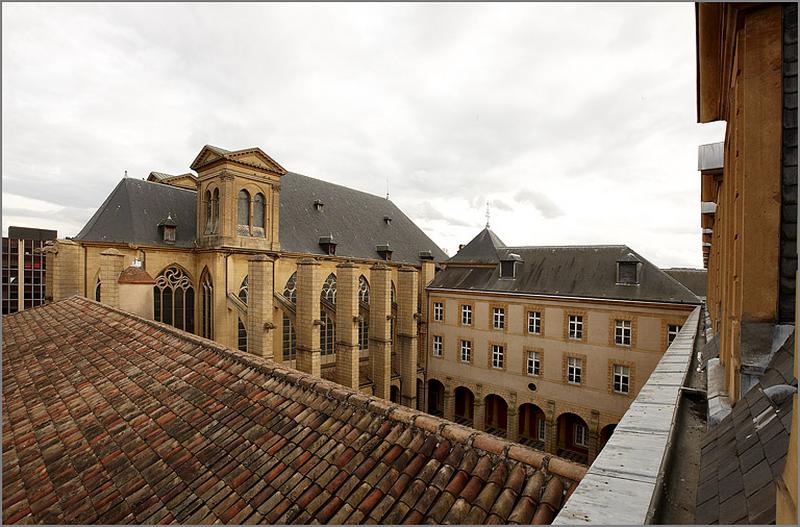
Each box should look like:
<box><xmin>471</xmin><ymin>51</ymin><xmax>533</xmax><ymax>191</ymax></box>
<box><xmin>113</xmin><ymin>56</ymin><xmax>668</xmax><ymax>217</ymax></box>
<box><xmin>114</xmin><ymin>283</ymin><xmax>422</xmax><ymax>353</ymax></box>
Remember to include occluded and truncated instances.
<box><xmin>45</xmin><ymin>145</ymin><xmax>447</xmax><ymax>407</ymax></box>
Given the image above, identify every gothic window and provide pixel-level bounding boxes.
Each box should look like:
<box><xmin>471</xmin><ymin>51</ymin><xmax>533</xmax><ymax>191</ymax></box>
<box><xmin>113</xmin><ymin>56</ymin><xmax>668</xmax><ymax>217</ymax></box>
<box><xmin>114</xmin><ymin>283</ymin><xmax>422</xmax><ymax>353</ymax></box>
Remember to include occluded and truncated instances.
<box><xmin>237</xmin><ymin>189</ymin><xmax>250</xmax><ymax>231</ymax></box>
<box><xmin>212</xmin><ymin>188</ymin><xmax>220</xmax><ymax>233</ymax></box>
<box><xmin>200</xmin><ymin>269</ymin><xmax>213</xmax><ymax>339</ymax></box>
<box><xmin>282</xmin><ymin>313</ymin><xmax>296</xmax><ymax>360</ymax></box>
<box><xmin>153</xmin><ymin>266</ymin><xmax>195</xmax><ymax>333</ymax></box>
<box><xmin>94</xmin><ymin>278</ymin><xmax>101</xmax><ymax>302</ymax></box>
<box><xmin>283</xmin><ymin>272</ymin><xmax>297</xmax><ymax>303</ymax></box>
<box><xmin>358</xmin><ymin>275</ymin><xmax>369</xmax><ymax>351</ymax></box>
<box><xmin>238</xmin><ymin>276</ymin><xmax>248</xmax><ymax>305</ymax></box>
<box><xmin>238</xmin><ymin>318</ymin><xmax>247</xmax><ymax>352</ymax></box>
<box><xmin>320</xmin><ymin>310</ymin><xmax>335</xmax><ymax>356</ymax></box>
<box><xmin>391</xmin><ymin>281</ymin><xmax>397</xmax><ymax>304</ymax></box>
<box><xmin>358</xmin><ymin>275</ymin><xmax>370</xmax><ymax>304</ymax></box>
<box><xmin>321</xmin><ymin>273</ymin><xmax>337</xmax><ymax>304</ymax></box>
<box><xmin>253</xmin><ymin>193</ymin><xmax>266</xmax><ymax>234</ymax></box>
<box><xmin>204</xmin><ymin>190</ymin><xmax>213</xmax><ymax>234</ymax></box>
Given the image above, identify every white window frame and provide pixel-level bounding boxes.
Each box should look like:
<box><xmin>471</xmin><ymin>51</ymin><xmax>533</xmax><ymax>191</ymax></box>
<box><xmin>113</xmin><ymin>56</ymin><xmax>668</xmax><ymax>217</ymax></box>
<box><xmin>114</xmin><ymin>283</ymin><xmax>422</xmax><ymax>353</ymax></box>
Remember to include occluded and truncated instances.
<box><xmin>538</xmin><ymin>418</ymin><xmax>546</xmax><ymax>441</ymax></box>
<box><xmin>493</xmin><ymin>307</ymin><xmax>505</xmax><ymax>329</ymax></box>
<box><xmin>613</xmin><ymin>364</ymin><xmax>630</xmax><ymax>394</ymax></box>
<box><xmin>567</xmin><ymin>356</ymin><xmax>582</xmax><ymax>384</ymax></box>
<box><xmin>568</xmin><ymin>315</ymin><xmax>583</xmax><ymax>340</ymax></box>
<box><xmin>461</xmin><ymin>304</ymin><xmax>472</xmax><ymax>326</ymax></box>
<box><xmin>491</xmin><ymin>344</ymin><xmax>504</xmax><ymax>369</ymax></box>
<box><xmin>432</xmin><ymin>335</ymin><xmax>442</xmax><ymax>357</ymax></box>
<box><xmin>667</xmin><ymin>324</ymin><xmax>681</xmax><ymax>346</ymax></box>
<box><xmin>574</xmin><ymin>423</ymin><xmax>588</xmax><ymax>447</ymax></box>
<box><xmin>527</xmin><ymin>351</ymin><xmax>541</xmax><ymax>376</ymax></box>
<box><xmin>460</xmin><ymin>339</ymin><xmax>472</xmax><ymax>363</ymax></box>
<box><xmin>527</xmin><ymin>311</ymin><xmax>541</xmax><ymax>334</ymax></box>
<box><xmin>615</xmin><ymin>319</ymin><xmax>631</xmax><ymax>346</ymax></box>
<box><xmin>433</xmin><ymin>302</ymin><xmax>443</xmax><ymax>322</ymax></box>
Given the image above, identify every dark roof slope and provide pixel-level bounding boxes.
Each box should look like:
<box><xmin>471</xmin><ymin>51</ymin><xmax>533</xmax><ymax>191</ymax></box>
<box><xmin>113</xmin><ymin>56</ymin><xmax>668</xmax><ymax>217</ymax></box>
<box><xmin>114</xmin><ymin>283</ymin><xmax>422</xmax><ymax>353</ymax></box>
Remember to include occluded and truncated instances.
<box><xmin>74</xmin><ymin>175</ymin><xmax>447</xmax><ymax>263</ymax></box>
<box><xmin>2</xmin><ymin>297</ymin><xmax>585</xmax><ymax>525</ymax></box>
<box><xmin>663</xmin><ymin>268</ymin><xmax>708</xmax><ymax>298</ymax></box>
<box><xmin>75</xmin><ymin>178</ymin><xmax>198</xmax><ymax>248</ymax></box>
<box><xmin>431</xmin><ymin>244</ymin><xmax>701</xmax><ymax>304</ymax></box>
<box><xmin>447</xmin><ymin>227</ymin><xmax>506</xmax><ymax>264</ymax></box>
<box><xmin>695</xmin><ymin>333</ymin><xmax>796</xmax><ymax>524</ymax></box>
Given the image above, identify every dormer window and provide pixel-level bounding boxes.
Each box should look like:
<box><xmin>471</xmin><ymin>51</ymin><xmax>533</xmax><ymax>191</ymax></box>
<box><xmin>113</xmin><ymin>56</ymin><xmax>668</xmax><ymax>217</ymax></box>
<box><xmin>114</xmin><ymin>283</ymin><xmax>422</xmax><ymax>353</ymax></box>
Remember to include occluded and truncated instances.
<box><xmin>319</xmin><ymin>235</ymin><xmax>337</xmax><ymax>256</ymax></box>
<box><xmin>617</xmin><ymin>254</ymin><xmax>641</xmax><ymax>285</ymax></box>
<box><xmin>377</xmin><ymin>244</ymin><xmax>393</xmax><ymax>261</ymax></box>
<box><xmin>383</xmin><ymin>216</ymin><xmax>392</xmax><ymax>225</ymax></box>
<box><xmin>499</xmin><ymin>253</ymin><xmax>522</xmax><ymax>279</ymax></box>
<box><xmin>314</xmin><ymin>199</ymin><xmax>324</xmax><ymax>211</ymax></box>
<box><xmin>419</xmin><ymin>250</ymin><xmax>434</xmax><ymax>261</ymax></box>
<box><xmin>158</xmin><ymin>214</ymin><xmax>177</xmax><ymax>243</ymax></box>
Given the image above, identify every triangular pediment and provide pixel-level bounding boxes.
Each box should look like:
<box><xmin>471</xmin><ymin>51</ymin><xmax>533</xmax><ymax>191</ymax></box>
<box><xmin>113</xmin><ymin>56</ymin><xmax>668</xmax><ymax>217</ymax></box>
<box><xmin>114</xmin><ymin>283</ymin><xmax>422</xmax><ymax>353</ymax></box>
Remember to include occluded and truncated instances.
<box><xmin>190</xmin><ymin>145</ymin><xmax>287</xmax><ymax>175</ymax></box>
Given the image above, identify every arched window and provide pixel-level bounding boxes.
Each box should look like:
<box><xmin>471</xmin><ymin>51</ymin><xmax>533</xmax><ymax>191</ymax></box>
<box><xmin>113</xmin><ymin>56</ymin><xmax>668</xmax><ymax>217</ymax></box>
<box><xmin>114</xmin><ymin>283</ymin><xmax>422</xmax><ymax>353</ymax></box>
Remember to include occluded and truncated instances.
<box><xmin>204</xmin><ymin>190</ymin><xmax>213</xmax><ymax>234</ymax></box>
<box><xmin>237</xmin><ymin>190</ymin><xmax>250</xmax><ymax>231</ymax></box>
<box><xmin>200</xmin><ymin>269</ymin><xmax>213</xmax><ymax>339</ymax></box>
<box><xmin>282</xmin><ymin>313</ymin><xmax>296</xmax><ymax>360</ymax></box>
<box><xmin>212</xmin><ymin>188</ymin><xmax>220</xmax><ymax>233</ymax></box>
<box><xmin>358</xmin><ymin>275</ymin><xmax>369</xmax><ymax>351</ymax></box>
<box><xmin>283</xmin><ymin>272</ymin><xmax>297</xmax><ymax>303</ymax></box>
<box><xmin>253</xmin><ymin>193</ymin><xmax>266</xmax><ymax>234</ymax></box>
<box><xmin>238</xmin><ymin>318</ymin><xmax>247</xmax><ymax>352</ymax></box>
<box><xmin>391</xmin><ymin>281</ymin><xmax>397</xmax><ymax>304</ymax></box>
<box><xmin>238</xmin><ymin>276</ymin><xmax>248</xmax><ymax>305</ymax></box>
<box><xmin>321</xmin><ymin>273</ymin><xmax>337</xmax><ymax>304</ymax></box>
<box><xmin>153</xmin><ymin>266</ymin><xmax>194</xmax><ymax>333</ymax></box>
<box><xmin>95</xmin><ymin>278</ymin><xmax>101</xmax><ymax>302</ymax></box>
<box><xmin>320</xmin><ymin>310</ymin><xmax>335</xmax><ymax>356</ymax></box>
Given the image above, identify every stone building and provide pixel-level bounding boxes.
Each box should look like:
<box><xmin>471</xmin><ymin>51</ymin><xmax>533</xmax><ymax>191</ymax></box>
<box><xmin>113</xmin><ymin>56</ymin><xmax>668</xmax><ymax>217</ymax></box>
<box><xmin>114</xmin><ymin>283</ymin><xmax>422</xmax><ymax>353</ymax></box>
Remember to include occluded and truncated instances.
<box><xmin>423</xmin><ymin>227</ymin><xmax>700</xmax><ymax>464</ymax></box>
<box><xmin>45</xmin><ymin>145</ymin><xmax>446</xmax><ymax>406</ymax></box>
<box><xmin>696</xmin><ymin>2</ymin><xmax>797</xmax><ymax>523</ymax></box>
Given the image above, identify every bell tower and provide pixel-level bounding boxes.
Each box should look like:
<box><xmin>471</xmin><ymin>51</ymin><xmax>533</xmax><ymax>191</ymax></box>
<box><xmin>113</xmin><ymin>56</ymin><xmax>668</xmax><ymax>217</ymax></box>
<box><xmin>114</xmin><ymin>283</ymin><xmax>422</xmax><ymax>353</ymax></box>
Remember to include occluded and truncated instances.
<box><xmin>191</xmin><ymin>145</ymin><xmax>284</xmax><ymax>252</ymax></box>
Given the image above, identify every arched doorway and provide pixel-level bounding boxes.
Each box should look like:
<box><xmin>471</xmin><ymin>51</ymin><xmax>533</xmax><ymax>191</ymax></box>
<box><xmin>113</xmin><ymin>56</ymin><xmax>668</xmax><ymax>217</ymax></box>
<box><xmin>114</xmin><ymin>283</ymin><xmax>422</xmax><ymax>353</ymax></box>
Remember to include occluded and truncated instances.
<box><xmin>427</xmin><ymin>379</ymin><xmax>444</xmax><ymax>416</ymax></box>
<box><xmin>416</xmin><ymin>379</ymin><xmax>424</xmax><ymax>411</ymax></box>
<box><xmin>390</xmin><ymin>385</ymin><xmax>400</xmax><ymax>404</ymax></box>
<box><xmin>518</xmin><ymin>403</ymin><xmax>546</xmax><ymax>450</ymax></box>
<box><xmin>484</xmin><ymin>394</ymin><xmax>508</xmax><ymax>438</ymax></box>
<box><xmin>454</xmin><ymin>387</ymin><xmax>475</xmax><ymax>426</ymax></box>
<box><xmin>599</xmin><ymin>423</ymin><xmax>617</xmax><ymax>452</ymax></box>
<box><xmin>556</xmin><ymin>412</ymin><xmax>590</xmax><ymax>464</ymax></box>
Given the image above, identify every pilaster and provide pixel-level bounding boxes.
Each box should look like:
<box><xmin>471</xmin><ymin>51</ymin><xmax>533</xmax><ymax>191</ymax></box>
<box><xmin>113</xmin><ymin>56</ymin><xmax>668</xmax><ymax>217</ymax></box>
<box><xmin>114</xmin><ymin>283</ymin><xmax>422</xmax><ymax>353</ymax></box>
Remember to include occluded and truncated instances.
<box><xmin>545</xmin><ymin>400</ymin><xmax>557</xmax><ymax>454</ymax></box>
<box><xmin>369</xmin><ymin>262</ymin><xmax>392</xmax><ymax>400</ymax></box>
<box><xmin>443</xmin><ymin>377</ymin><xmax>455</xmax><ymax>421</ymax></box>
<box><xmin>507</xmin><ymin>393</ymin><xmax>519</xmax><ymax>442</ymax></box>
<box><xmin>99</xmin><ymin>248</ymin><xmax>125</xmax><ymax>308</ymax></box>
<box><xmin>398</xmin><ymin>266</ymin><xmax>419</xmax><ymax>408</ymax></box>
<box><xmin>587</xmin><ymin>409</ymin><xmax>601</xmax><ymax>463</ymax></box>
<box><xmin>473</xmin><ymin>385</ymin><xmax>485</xmax><ymax>431</ymax></box>
<box><xmin>335</xmin><ymin>261</ymin><xmax>360</xmax><ymax>389</ymax></box>
<box><xmin>248</xmin><ymin>255</ymin><xmax>275</xmax><ymax>359</ymax></box>
<box><xmin>296</xmin><ymin>258</ymin><xmax>321</xmax><ymax>377</ymax></box>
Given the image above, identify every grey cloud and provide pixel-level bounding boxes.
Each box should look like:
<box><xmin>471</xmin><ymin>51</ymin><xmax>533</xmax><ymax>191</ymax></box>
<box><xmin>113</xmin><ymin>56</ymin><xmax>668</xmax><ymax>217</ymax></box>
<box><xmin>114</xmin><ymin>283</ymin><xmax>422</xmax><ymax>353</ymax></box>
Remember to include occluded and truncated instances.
<box><xmin>409</xmin><ymin>201</ymin><xmax>474</xmax><ymax>228</ymax></box>
<box><xmin>491</xmin><ymin>199</ymin><xmax>513</xmax><ymax>212</ymax></box>
<box><xmin>514</xmin><ymin>190</ymin><xmax>564</xmax><ymax>219</ymax></box>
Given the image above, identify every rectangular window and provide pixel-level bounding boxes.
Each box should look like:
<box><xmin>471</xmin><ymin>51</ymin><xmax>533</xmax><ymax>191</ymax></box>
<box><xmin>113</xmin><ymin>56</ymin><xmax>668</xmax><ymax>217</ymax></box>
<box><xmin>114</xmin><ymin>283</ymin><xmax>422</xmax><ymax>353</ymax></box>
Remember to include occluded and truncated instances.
<box><xmin>613</xmin><ymin>364</ymin><xmax>630</xmax><ymax>394</ymax></box>
<box><xmin>574</xmin><ymin>423</ymin><xmax>588</xmax><ymax>447</ymax></box>
<box><xmin>668</xmin><ymin>324</ymin><xmax>681</xmax><ymax>346</ymax></box>
<box><xmin>615</xmin><ymin>319</ymin><xmax>631</xmax><ymax>346</ymax></box>
<box><xmin>433</xmin><ymin>335</ymin><xmax>443</xmax><ymax>357</ymax></box>
<box><xmin>460</xmin><ymin>340</ymin><xmax>472</xmax><ymax>363</ymax></box>
<box><xmin>433</xmin><ymin>302</ymin><xmax>443</xmax><ymax>322</ymax></box>
<box><xmin>461</xmin><ymin>304</ymin><xmax>472</xmax><ymax>326</ymax></box>
<box><xmin>527</xmin><ymin>311</ymin><xmax>541</xmax><ymax>334</ymax></box>
<box><xmin>493</xmin><ymin>307</ymin><xmax>505</xmax><ymax>329</ymax></box>
<box><xmin>567</xmin><ymin>357</ymin><xmax>582</xmax><ymax>384</ymax></box>
<box><xmin>491</xmin><ymin>345</ymin><xmax>504</xmax><ymax>369</ymax></box>
<box><xmin>568</xmin><ymin>315</ymin><xmax>583</xmax><ymax>340</ymax></box>
<box><xmin>527</xmin><ymin>351</ymin><xmax>541</xmax><ymax>376</ymax></box>
<box><xmin>538</xmin><ymin>419</ymin><xmax>546</xmax><ymax>441</ymax></box>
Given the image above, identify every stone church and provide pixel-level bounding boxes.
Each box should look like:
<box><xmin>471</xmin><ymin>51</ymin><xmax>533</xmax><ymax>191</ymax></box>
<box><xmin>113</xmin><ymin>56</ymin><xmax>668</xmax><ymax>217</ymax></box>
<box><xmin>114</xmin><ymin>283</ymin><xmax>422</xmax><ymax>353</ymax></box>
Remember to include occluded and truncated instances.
<box><xmin>45</xmin><ymin>145</ymin><xmax>447</xmax><ymax>407</ymax></box>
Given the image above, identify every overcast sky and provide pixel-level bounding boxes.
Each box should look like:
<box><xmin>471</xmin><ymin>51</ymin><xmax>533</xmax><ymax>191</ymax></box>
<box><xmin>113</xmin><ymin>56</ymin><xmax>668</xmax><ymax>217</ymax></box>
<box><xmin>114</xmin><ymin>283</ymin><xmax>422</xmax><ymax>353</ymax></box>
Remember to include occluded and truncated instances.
<box><xmin>2</xmin><ymin>2</ymin><xmax>724</xmax><ymax>267</ymax></box>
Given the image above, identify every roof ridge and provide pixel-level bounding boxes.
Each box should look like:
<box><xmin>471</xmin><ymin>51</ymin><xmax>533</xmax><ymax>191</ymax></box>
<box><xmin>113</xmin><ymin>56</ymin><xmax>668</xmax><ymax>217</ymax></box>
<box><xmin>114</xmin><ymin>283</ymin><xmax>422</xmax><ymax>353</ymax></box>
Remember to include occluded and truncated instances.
<box><xmin>133</xmin><ymin>177</ymin><xmax>198</xmax><ymax>194</ymax></box>
<box><xmin>286</xmin><ymin>171</ymin><xmax>394</xmax><ymax>204</ymax></box>
<box><xmin>57</xmin><ymin>295</ymin><xmax>587</xmax><ymax>482</ymax></box>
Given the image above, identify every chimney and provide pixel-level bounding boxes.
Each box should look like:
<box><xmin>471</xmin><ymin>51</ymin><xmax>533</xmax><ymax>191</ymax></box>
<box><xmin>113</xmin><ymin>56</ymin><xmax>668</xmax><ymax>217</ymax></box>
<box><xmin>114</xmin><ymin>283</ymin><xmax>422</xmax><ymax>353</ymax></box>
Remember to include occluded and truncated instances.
<box><xmin>118</xmin><ymin>262</ymin><xmax>156</xmax><ymax>319</ymax></box>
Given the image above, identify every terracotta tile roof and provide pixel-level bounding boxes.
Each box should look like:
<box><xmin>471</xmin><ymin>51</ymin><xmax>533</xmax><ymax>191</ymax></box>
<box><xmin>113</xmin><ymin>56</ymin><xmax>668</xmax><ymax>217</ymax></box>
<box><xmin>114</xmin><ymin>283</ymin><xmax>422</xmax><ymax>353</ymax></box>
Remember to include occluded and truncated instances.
<box><xmin>2</xmin><ymin>296</ymin><xmax>586</xmax><ymax>525</ymax></box>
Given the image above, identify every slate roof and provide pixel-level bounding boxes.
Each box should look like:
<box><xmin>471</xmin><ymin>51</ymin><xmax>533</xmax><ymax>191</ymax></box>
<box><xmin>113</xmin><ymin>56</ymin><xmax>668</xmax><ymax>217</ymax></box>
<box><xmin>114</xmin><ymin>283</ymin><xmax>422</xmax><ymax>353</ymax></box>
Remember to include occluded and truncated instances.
<box><xmin>2</xmin><ymin>296</ymin><xmax>585</xmax><ymax>525</ymax></box>
<box><xmin>695</xmin><ymin>333</ymin><xmax>796</xmax><ymax>525</ymax></box>
<box><xmin>431</xmin><ymin>228</ymin><xmax>701</xmax><ymax>304</ymax></box>
<box><xmin>663</xmin><ymin>268</ymin><xmax>708</xmax><ymax>298</ymax></box>
<box><xmin>74</xmin><ymin>176</ymin><xmax>447</xmax><ymax>263</ymax></box>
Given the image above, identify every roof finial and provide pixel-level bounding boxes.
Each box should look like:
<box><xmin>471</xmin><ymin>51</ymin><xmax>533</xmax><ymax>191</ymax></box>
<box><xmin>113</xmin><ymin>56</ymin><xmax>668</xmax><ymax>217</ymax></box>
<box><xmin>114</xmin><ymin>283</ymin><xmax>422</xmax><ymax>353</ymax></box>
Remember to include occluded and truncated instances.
<box><xmin>485</xmin><ymin>201</ymin><xmax>491</xmax><ymax>228</ymax></box>
<box><xmin>386</xmin><ymin>174</ymin><xmax>390</xmax><ymax>200</ymax></box>
<box><xmin>124</xmin><ymin>169</ymin><xmax>128</xmax><ymax>178</ymax></box>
